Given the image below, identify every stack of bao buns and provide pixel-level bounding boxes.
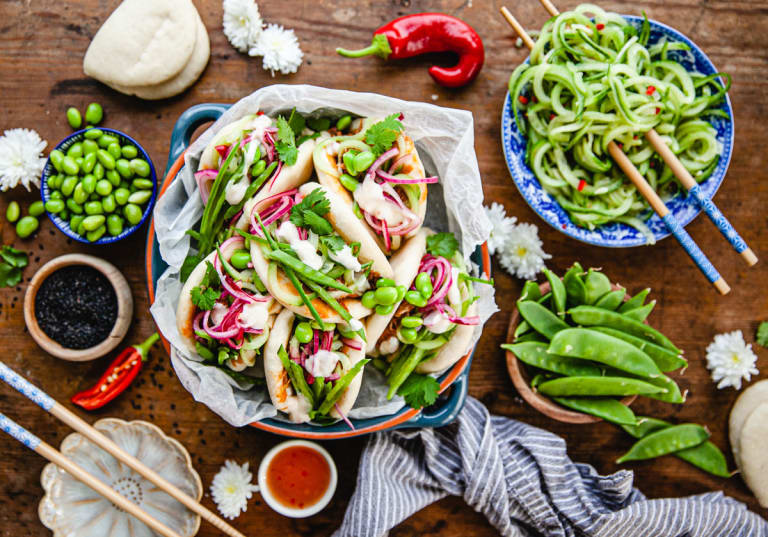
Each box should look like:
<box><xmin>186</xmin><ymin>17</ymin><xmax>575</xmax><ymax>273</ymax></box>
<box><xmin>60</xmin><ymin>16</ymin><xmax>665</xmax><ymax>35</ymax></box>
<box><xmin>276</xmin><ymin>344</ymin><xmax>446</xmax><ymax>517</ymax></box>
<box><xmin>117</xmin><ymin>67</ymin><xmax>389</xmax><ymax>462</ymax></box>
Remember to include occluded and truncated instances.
<box><xmin>176</xmin><ymin>112</ymin><xmax>478</xmax><ymax>424</ymax></box>
<box><xmin>729</xmin><ymin>379</ymin><xmax>768</xmax><ymax>507</ymax></box>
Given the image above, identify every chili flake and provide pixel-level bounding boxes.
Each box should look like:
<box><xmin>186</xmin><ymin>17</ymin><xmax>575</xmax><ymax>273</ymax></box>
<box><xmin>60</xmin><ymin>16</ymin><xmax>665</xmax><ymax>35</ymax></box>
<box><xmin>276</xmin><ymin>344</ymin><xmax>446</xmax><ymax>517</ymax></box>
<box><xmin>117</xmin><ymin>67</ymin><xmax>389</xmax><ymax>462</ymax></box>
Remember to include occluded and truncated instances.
<box><xmin>646</xmin><ymin>85</ymin><xmax>656</xmax><ymax>95</ymax></box>
<box><xmin>596</xmin><ymin>23</ymin><xmax>605</xmax><ymax>30</ymax></box>
<box><xmin>518</xmin><ymin>95</ymin><xmax>529</xmax><ymax>105</ymax></box>
<box><xmin>578</xmin><ymin>179</ymin><xmax>587</xmax><ymax>192</ymax></box>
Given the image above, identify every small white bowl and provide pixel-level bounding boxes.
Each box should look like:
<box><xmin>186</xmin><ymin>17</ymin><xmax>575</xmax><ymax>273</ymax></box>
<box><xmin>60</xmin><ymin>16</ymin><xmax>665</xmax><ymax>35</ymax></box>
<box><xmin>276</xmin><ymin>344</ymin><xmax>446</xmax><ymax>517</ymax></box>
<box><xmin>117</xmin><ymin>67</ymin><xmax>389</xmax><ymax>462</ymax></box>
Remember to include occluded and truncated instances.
<box><xmin>257</xmin><ymin>440</ymin><xmax>337</xmax><ymax>518</ymax></box>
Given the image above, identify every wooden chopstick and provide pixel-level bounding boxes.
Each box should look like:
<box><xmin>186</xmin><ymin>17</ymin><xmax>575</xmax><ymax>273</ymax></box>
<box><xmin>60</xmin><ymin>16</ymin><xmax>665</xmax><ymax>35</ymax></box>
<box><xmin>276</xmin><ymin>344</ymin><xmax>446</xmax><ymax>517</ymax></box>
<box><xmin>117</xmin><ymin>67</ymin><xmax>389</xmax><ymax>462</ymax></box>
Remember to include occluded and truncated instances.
<box><xmin>499</xmin><ymin>6</ymin><xmax>731</xmax><ymax>295</ymax></box>
<box><xmin>0</xmin><ymin>362</ymin><xmax>247</xmax><ymax>537</ymax></box>
<box><xmin>533</xmin><ymin>0</ymin><xmax>757</xmax><ymax>267</ymax></box>
<box><xmin>0</xmin><ymin>411</ymin><xmax>183</xmax><ymax>537</ymax></box>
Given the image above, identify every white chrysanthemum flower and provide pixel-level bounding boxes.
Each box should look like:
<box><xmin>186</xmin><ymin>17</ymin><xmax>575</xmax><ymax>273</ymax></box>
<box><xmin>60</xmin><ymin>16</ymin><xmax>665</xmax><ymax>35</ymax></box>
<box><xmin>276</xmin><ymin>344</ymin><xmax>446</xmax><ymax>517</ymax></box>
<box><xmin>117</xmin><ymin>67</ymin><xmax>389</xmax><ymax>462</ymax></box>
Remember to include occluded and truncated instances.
<box><xmin>0</xmin><ymin>128</ymin><xmax>47</xmax><ymax>192</ymax></box>
<box><xmin>222</xmin><ymin>0</ymin><xmax>263</xmax><ymax>53</ymax></box>
<box><xmin>706</xmin><ymin>330</ymin><xmax>759</xmax><ymax>390</ymax></box>
<box><xmin>484</xmin><ymin>202</ymin><xmax>517</xmax><ymax>256</ymax></box>
<box><xmin>498</xmin><ymin>222</ymin><xmax>551</xmax><ymax>279</ymax></box>
<box><xmin>210</xmin><ymin>460</ymin><xmax>259</xmax><ymax>520</ymax></box>
<box><xmin>249</xmin><ymin>24</ymin><xmax>303</xmax><ymax>76</ymax></box>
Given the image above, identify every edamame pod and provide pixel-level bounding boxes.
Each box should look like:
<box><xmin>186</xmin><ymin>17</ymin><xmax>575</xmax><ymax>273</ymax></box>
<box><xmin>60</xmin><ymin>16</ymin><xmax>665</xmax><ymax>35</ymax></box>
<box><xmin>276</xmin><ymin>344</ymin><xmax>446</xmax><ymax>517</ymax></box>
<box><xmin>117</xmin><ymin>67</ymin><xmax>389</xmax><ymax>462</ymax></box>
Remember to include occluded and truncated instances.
<box><xmin>548</xmin><ymin>328</ymin><xmax>661</xmax><ymax>378</ymax></box>
<box><xmin>616</xmin><ymin>424</ymin><xmax>709</xmax><ymax>463</ymax></box>
<box><xmin>588</xmin><ymin>327</ymin><xmax>686</xmax><ymax>372</ymax></box>
<box><xmin>584</xmin><ymin>269</ymin><xmax>611</xmax><ymax>304</ymax></box>
<box><xmin>543</xmin><ymin>268</ymin><xmax>566</xmax><ymax>315</ymax></box>
<box><xmin>553</xmin><ymin>397</ymin><xmax>637</xmax><ymax>425</ymax></box>
<box><xmin>537</xmin><ymin>376</ymin><xmax>665</xmax><ymax>397</ymax></box>
<box><xmin>568</xmin><ymin>305</ymin><xmax>680</xmax><ymax>352</ymax></box>
<box><xmin>518</xmin><ymin>300</ymin><xmax>569</xmax><ymax>340</ymax></box>
<box><xmin>503</xmin><ymin>341</ymin><xmax>603</xmax><ymax>377</ymax></box>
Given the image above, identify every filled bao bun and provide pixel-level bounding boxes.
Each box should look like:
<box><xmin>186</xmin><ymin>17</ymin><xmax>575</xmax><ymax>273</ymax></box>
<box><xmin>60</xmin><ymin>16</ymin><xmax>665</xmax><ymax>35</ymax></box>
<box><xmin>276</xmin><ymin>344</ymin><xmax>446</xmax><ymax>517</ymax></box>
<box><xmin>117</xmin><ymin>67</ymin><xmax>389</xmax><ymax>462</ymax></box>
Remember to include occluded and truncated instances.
<box><xmin>416</xmin><ymin>298</ymin><xmax>477</xmax><ymax>374</ymax></box>
<box><xmin>314</xmin><ymin>119</ymin><xmax>429</xmax><ymax>253</ymax></box>
<box><xmin>249</xmin><ymin>182</ymin><xmax>393</xmax><ymax>323</ymax></box>
<box><xmin>176</xmin><ymin>237</ymin><xmax>281</xmax><ymax>370</ymax></box>
<box><xmin>197</xmin><ymin>114</ymin><xmax>316</xmax><ymax>217</ymax></box>
<box><xmin>264</xmin><ymin>309</ymin><xmax>366</xmax><ymax>423</ymax></box>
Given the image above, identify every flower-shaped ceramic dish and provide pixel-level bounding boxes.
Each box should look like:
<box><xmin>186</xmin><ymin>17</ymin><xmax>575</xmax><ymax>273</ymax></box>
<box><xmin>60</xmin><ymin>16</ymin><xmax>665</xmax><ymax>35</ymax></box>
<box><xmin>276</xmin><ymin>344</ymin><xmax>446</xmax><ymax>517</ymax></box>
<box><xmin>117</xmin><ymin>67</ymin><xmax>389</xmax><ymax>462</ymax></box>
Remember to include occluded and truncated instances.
<box><xmin>39</xmin><ymin>418</ymin><xmax>202</xmax><ymax>537</ymax></box>
<box><xmin>40</xmin><ymin>128</ymin><xmax>157</xmax><ymax>245</ymax></box>
<box><xmin>500</xmin><ymin>16</ymin><xmax>734</xmax><ymax>247</ymax></box>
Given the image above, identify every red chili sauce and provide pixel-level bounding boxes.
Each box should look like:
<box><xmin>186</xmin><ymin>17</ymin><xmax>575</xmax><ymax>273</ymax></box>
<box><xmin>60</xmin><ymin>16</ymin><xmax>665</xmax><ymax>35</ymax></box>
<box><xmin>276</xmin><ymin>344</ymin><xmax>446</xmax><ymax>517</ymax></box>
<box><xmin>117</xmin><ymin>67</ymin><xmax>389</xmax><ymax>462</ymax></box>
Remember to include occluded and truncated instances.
<box><xmin>266</xmin><ymin>445</ymin><xmax>331</xmax><ymax>509</ymax></box>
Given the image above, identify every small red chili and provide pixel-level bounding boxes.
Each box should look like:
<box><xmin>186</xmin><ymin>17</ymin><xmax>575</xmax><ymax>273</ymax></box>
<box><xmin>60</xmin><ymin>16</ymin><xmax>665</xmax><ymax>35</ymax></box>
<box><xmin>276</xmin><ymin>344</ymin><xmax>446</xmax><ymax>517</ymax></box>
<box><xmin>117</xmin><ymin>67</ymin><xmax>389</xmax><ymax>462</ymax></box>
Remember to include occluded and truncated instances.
<box><xmin>550</xmin><ymin>113</ymin><xmax>556</xmax><ymax>120</ymax></box>
<box><xmin>596</xmin><ymin>23</ymin><xmax>605</xmax><ymax>30</ymax></box>
<box><xmin>71</xmin><ymin>333</ymin><xmax>160</xmax><ymax>410</ymax></box>
<box><xmin>577</xmin><ymin>179</ymin><xmax>587</xmax><ymax>192</ymax></box>
<box><xmin>655</xmin><ymin>107</ymin><xmax>661</xmax><ymax>114</ymax></box>
<box><xmin>336</xmin><ymin>13</ymin><xmax>485</xmax><ymax>88</ymax></box>
<box><xmin>519</xmin><ymin>95</ymin><xmax>529</xmax><ymax>105</ymax></box>
<box><xmin>646</xmin><ymin>85</ymin><xmax>656</xmax><ymax>95</ymax></box>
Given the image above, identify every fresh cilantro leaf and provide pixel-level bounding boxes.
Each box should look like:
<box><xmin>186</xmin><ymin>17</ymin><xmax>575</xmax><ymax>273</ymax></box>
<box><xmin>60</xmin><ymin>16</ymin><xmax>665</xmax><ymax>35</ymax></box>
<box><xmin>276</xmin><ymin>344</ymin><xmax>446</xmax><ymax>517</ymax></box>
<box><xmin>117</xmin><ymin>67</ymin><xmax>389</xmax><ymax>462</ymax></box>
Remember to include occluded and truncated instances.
<box><xmin>276</xmin><ymin>116</ymin><xmax>296</xmax><ymax>146</ymax></box>
<box><xmin>276</xmin><ymin>142</ymin><xmax>298</xmax><ymax>166</ymax></box>
<box><xmin>397</xmin><ymin>373</ymin><xmax>440</xmax><ymax>409</ymax></box>
<box><xmin>364</xmin><ymin>113</ymin><xmax>404</xmax><ymax>155</ymax></box>
<box><xmin>0</xmin><ymin>246</ymin><xmax>28</xmax><ymax>268</ymax></box>
<box><xmin>302</xmin><ymin>210</ymin><xmax>333</xmax><ymax>236</ymax></box>
<box><xmin>320</xmin><ymin>235</ymin><xmax>345</xmax><ymax>252</ymax></box>
<box><xmin>180</xmin><ymin>254</ymin><xmax>202</xmax><ymax>282</ymax></box>
<box><xmin>426</xmin><ymin>232</ymin><xmax>460</xmax><ymax>258</ymax></box>
<box><xmin>0</xmin><ymin>263</ymin><xmax>21</xmax><ymax>288</ymax></box>
<box><xmin>191</xmin><ymin>286</ymin><xmax>221</xmax><ymax>310</ymax></box>
<box><xmin>285</xmin><ymin>109</ymin><xmax>306</xmax><ymax>137</ymax></box>
<box><xmin>301</xmin><ymin>188</ymin><xmax>331</xmax><ymax>216</ymax></box>
<box><xmin>757</xmin><ymin>322</ymin><xmax>768</xmax><ymax>348</ymax></box>
<box><xmin>200</xmin><ymin>261</ymin><xmax>219</xmax><ymax>288</ymax></box>
<box><xmin>290</xmin><ymin>188</ymin><xmax>334</xmax><ymax>235</ymax></box>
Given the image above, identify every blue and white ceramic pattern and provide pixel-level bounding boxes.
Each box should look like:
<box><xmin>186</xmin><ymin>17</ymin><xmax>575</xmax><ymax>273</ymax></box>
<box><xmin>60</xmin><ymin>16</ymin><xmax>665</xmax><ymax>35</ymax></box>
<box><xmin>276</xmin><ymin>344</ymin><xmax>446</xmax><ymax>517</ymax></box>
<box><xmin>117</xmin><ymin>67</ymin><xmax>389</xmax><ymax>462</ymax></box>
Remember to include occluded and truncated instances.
<box><xmin>0</xmin><ymin>362</ymin><xmax>54</xmax><ymax>411</ymax></box>
<box><xmin>0</xmin><ymin>413</ymin><xmax>41</xmax><ymax>450</ymax></box>
<box><xmin>500</xmin><ymin>16</ymin><xmax>734</xmax><ymax>248</ymax></box>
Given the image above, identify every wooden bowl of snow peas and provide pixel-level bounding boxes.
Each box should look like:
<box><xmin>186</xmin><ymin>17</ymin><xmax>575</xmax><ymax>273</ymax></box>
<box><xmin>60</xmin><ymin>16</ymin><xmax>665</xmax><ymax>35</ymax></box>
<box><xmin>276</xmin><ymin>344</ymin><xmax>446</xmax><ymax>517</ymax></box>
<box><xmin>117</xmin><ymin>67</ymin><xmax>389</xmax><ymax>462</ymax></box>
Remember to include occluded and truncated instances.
<box><xmin>504</xmin><ymin>263</ymin><xmax>687</xmax><ymax>425</ymax></box>
<box><xmin>40</xmin><ymin>127</ymin><xmax>156</xmax><ymax>244</ymax></box>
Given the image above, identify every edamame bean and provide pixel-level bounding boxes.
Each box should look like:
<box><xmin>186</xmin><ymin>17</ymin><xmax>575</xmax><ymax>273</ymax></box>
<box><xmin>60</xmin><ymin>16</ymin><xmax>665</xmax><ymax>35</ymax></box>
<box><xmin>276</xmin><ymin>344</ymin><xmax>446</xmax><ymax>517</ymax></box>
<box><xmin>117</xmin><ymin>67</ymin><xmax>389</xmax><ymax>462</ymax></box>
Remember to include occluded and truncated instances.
<box><xmin>336</xmin><ymin>115</ymin><xmax>352</xmax><ymax>131</ymax></box>
<box><xmin>83</xmin><ymin>128</ymin><xmax>103</xmax><ymax>139</ymax></box>
<box><xmin>59</xmin><ymin>208</ymin><xmax>69</xmax><ymax>220</ymax></box>
<box><xmin>543</xmin><ymin>268</ymin><xmax>566</xmax><ymax>315</ymax></box>
<box><xmin>619</xmin><ymin>288</ymin><xmax>651</xmax><ymax>312</ymax></box>
<box><xmin>396</xmin><ymin>285</ymin><xmax>405</xmax><ymax>302</ymax></box>
<box><xmin>123</xmin><ymin>203</ymin><xmax>143</xmax><ymax>225</ymax></box>
<box><xmin>502</xmin><ymin>341</ymin><xmax>602</xmax><ymax>377</ymax></box>
<box><xmin>121</xmin><ymin>145</ymin><xmax>138</xmax><ymax>159</ymax></box>
<box><xmin>44</xmin><ymin>199</ymin><xmax>65</xmax><ymax>213</ymax></box>
<box><xmin>250</xmin><ymin>159</ymin><xmax>266</xmax><ymax>177</ymax></box>
<box><xmin>376</xmin><ymin>278</ymin><xmax>396</xmax><ymax>288</ymax></box>
<box><xmin>352</xmin><ymin>151</ymin><xmax>375</xmax><ymax>172</ymax></box>
<box><xmin>230</xmin><ymin>249</ymin><xmax>251</xmax><ymax>270</ymax></box>
<box><xmin>98</xmin><ymin>134</ymin><xmax>118</xmax><ymax>148</ymax></box>
<box><xmin>106</xmin><ymin>214</ymin><xmax>123</xmax><ymax>236</ymax></box>
<box><xmin>132</xmin><ymin>178</ymin><xmax>153</xmax><ymax>190</ymax></box>
<box><xmin>86</xmin><ymin>225</ymin><xmax>106</xmax><ymax>242</ymax></box>
<box><xmin>553</xmin><ymin>397</ymin><xmax>637</xmax><ymax>426</ymax></box>
<box><xmin>616</xmin><ymin>424</ymin><xmax>709</xmax><ymax>463</ymax></box>
<box><xmin>66</xmin><ymin>198</ymin><xmax>83</xmax><ymax>214</ymax></box>
<box><xmin>114</xmin><ymin>188</ymin><xmax>130</xmax><ymax>205</ymax></box>
<box><xmin>622</xmin><ymin>301</ymin><xmax>656</xmax><ymax>322</ymax></box>
<box><xmin>15</xmin><ymin>216</ymin><xmax>38</xmax><ymax>238</ymax></box>
<box><xmin>84</xmin><ymin>102</ymin><xmax>103</xmax><ymax>125</ymax></box>
<box><xmin>93</xmin><ymin>162</ymin><xmax>105</xmax><ymax>180</ymax></box>
<box><xmin>66</xmin><ymin>107</ymin><xmax>82</xmax><ymax>129</ymax></box>
<box><xmin>339</xmin><ymin>173</ymin><xmax>358</xmax><ymax>192</ymax></box>
<box><xmin>537</xmin><ymin>376</ymin><xmax>665</xmax><ymax>397</ymax></box>
<box><xmin>81</xmin><ymin>152</ymin><xmax>96</xmax><ymax>173</ymax></box>
<box><xmin>568</xmin><ymin>306</ymin><xmax>680</xmax><ymax>352</ymax></box>
<box><xmin>106</xmin><ymin>169</ymin><xmax>120</xmax><ymax>186</ymax></box>
<box><xmin>61</xmin><ymin>176</ymin><xmax>78</xmax><ymax>197</ymax></box>
<box><xmin>294</xmin><ymin>322</ymin><xmax>313</xmax><ymax>344</ymax></box>
<box><xmin>82</xmin><ymin>139</ymin><xmax>99</xmax><ymax>155</ymax></box>
<box><xmin>82</xmin><ymin>214</ymin><xmax>105</xmax><ymax>231</ymax></box>
<box><xmin>548</xmin><ymin>328</ymin><xmax>661</xmax><ymax>378</ymax></box>
<box><xmin>28</xmin><ymin>200</ymin><xmax>45</xmax><ymax>217</ymax></box>
<box><xmin>398</xmin><ymin>327</ymin><xmax>419</xmax><ymax>343</ymax></box>
<box><xmin>84</xmin><ymin>201</ymin><xmax>103</xmax><ymax>215</ymax></box>
<box><xmin>69</xmin><ymin>215</ymin><xmax>84</xmax><ymax>232</ymax></box>
<box><xmin>517</xmin><ymin>300</ymin><xmax>569</xmax><ymax>340</ymax></box>
<box><xmin>594</xmin><ymin>289</ymin><xmax>626</xmax><ymax>311</ymax></box>
<box><xmin>95</xmin><ymin>179</ymin><xmax>113</xmax><ymax>196</ymax></box>
<box><xmin>404</xmin><ymin>290</ymin><xmax>427</xmax><ymax>308</ymax></box>
<box><xmin>107</xmin><ymin>142</ymin><xmax>122</xmax><ymax>159</ymax></box>
<box><xmin>130</xmin><ymin>158</ymin><xmax>150</xmax><ymax>177</ymax></box>
<box><xmin>49</xmin><ymin>190</ymin><xmax>63</xmax><ymax>200</ymax></box>
<box><xmin>66</xmin><ymin>142</ymin><xmax>83</xmax><ymax>159</ymax></box>
<box><xmin>342</xmin><ymin>151</ymin><xmax>358</xmax><ymax>175</ymax></box>
<box><xmin>128</xmin><ymin>190</ymin><xmax>151</xmax><ymax>204</ymax></box>
<box><xmin>102</xmin><ymin>194</ymin><xmax>116</xmax><ymax>213</ymax></box>
<box><xmin>401</xmin><ymin>316</ymin><xmax>423</xmax><ymax>328</ymax></box>
<box><xmin>374</xmin><ymin>286</ymin><xmax>398</xmax><ymax>306</ymax></box>
<box><xmin>589</xmin><ymin>326</ymin><xmax>687</xmax><ymax>372</ymax></box>
<box><xmin>49</xmin><ymin>149</ymin><xmax>65</xmax><ymax>171</ymax></box>
<box><xmin>73</xmin><ymin>183</ymin><xmax>88</xmax><ymax>204</ymax></box>
<box><xmin>96</xmin><ymin>149</ymin><xmax>115</xmax><ymax>170</ymax></box>
<box><xmin>61</xmin><ymin>156</ymin><xmax>79</xmax><ymax>175</ymax></box>
<box><xmin>584</xmin><ymin>269</ymin><xmax>612</xmax><ymax>304</ymax></box>
<box><xmin>82</xmin><ymin>174</ymin><xmax>97</xmax><ymax>194</ymax></box>
<box><xmin>6</xmin><ymin>201</ymin><xmax>20</xmax><ymax>223</ymax></box>
<box><xmin>362</xmin><ymin>290</ymin><xmax>377</xmax><ymax>309</ymax></box>
<box><xmin>415</xmin><ymin>272</ymin><xmax>433</xmax><ymax>298</ymax></box>
<box><xmin>375</xmin><ymin>304</ymin><xmax>395</xmax><ymax>315</ymax></box>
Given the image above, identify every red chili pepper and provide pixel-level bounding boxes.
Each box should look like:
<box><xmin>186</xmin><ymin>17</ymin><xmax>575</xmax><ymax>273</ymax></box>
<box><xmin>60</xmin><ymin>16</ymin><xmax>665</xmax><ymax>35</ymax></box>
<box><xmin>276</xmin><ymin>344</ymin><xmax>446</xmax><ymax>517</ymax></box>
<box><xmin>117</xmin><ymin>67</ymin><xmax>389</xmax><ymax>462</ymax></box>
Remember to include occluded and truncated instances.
<box><xmin>646</xmin><ymin>85</ymin><xmax>656</xmax><ymax>95</ymax></box>
<box><xmin>596</xmin><ymin>23</ymin><xmax>605</xmax><ymax>30</ymax></box>
<box><xmin>336</xmin><ymin>13</ymin><xmax>485</xmax><ymax>88</ymax></box>
<box><xmin>518</xmin><ymin>95</ymin><xmax>529</xmax><ymax>105</ymax></box>
<box><xmin>71</xmin><ymin>333</ymin><xmax>160</xmax><ymax>410</ymax></box>
<box><xmin>549</xmin><ymin>113</ymin><xmax>556</xmax><ymax>120</ymax></box>
<box><xmin>655</xmin><ymin>107</ymin><xmax>661</xmax><ymax>114</ymax></box>
<box><xmin>577</xmin><ymin>179</ymin><xmax>587</xmax><ymax>192</ymax></box>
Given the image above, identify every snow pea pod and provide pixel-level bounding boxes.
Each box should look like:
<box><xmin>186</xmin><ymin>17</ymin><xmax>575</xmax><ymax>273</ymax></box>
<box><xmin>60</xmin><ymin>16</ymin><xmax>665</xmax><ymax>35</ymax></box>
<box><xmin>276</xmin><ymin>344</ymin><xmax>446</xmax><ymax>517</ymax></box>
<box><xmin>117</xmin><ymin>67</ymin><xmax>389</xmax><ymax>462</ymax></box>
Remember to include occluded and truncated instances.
<box><xmin>513</xmin><ymin>332</ymin><xmax>546</xmax><ymax>343</ymax></box>
<box><xmin>619</xmin><ymin>288</ymin><xmax>650</xmax><ymax>312</ymax></box>
<box><xmin>503</xmin><ymin>341</ymin><xmax>602</xmax><ymax>377</ymax></box>
<box><xmin>563</xmin><ymin>262</ymin><xmax>586</xmax><ymax>306</ymax></box>
<box><xmin>515</xmin><ymin>292</ymin><xmax>553</xmax><ymax>338</ymax></box>
<box><xmin>519</xmin><ymin>280</ymin><xmax>542</xmax><ymax>302</ymax></box>
<box><xmin>568</xmin><ymin>305</ymin><xmax>680</xmax><ymax>353</ymax></box>
<box><xmin>553</xmin><ymin>397</ymin><xmax>637</xmax><ymax>425</ymax></box>
<box><xmin>620</xmin><ymin>417</ymin><xmax>730</xmax><ymax>477</ymax></box>
<box><xmin>518</xmin><ymin>300</ymin><xmax>569</xmax><ymax>340</ymax></box>
<box><xmin>589</xmin><ymin>326</ymin><xmax>686</xmax><ymax>372</ymax></box>
<box><xmin>537</xmin><ymin>376</ymin><xmax>665</xmax><ymax>397</ymax></box>
<box><xmin>548</xmin><ymin>328</ymin><xmax>661</xmax><ymax>378</ymax></box>
<box><xmin>634</xmin><ymin>373</ymin><xmax>684</xmax><ymax>404</ymax></box>
<box><xmin>266</xmin><ymin>249</ymin><xmax>353</xmax><ymax>293</ymax></box>
<box><xmin>616</xmin><ymin>424</ymin><xmax>709</xmax><ymax>463</ymax></box>
<box><xmin>584</xmin><ymin>269</ymin><xmax>612</xmax><ymax>304</ymax></box>
<box><xmin>622</xmin><ymin>300</ymin><xmax>656</xmax><ymax>322</ymax></box>
<box><xmin>594</xmin><ymin>288</ymin><xmax>626</xmax><ymax>311</ymax></box>
<box><xmin>543</xmin><ymin>268</ymin><xmax>566</xmax><ymax>315</ymax></box>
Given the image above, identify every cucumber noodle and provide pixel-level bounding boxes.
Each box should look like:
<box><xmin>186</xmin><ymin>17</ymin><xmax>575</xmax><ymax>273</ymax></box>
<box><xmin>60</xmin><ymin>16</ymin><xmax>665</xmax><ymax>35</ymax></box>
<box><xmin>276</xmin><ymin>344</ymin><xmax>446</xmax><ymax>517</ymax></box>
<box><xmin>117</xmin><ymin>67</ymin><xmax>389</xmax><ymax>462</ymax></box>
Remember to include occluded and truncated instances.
<box><xmin>508</xmin><ymin>3</ymin><xmax>731</xmax><ymax>242</ymax></box>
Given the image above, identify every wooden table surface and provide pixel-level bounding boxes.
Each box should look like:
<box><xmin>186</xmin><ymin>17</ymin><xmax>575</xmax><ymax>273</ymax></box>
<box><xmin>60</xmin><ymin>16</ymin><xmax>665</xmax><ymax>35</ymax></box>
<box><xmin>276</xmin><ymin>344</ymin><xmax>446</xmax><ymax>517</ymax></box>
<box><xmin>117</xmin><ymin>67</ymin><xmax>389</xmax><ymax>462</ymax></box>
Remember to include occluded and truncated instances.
<box><xmin>1</xmin><ymin>0</ymin><xmax>767</xmax><ymax>535</ymax></box>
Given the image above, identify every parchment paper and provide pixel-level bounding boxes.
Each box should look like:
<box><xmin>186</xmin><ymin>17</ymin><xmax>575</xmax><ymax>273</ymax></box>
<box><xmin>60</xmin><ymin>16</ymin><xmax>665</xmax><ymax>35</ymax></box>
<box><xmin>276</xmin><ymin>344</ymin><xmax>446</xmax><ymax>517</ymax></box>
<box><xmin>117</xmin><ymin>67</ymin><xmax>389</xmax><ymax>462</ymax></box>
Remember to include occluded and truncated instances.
<box><xmin>150</xmin><ymin>84</ymin><xmax>497</xmax><ymax>427</ymax></box>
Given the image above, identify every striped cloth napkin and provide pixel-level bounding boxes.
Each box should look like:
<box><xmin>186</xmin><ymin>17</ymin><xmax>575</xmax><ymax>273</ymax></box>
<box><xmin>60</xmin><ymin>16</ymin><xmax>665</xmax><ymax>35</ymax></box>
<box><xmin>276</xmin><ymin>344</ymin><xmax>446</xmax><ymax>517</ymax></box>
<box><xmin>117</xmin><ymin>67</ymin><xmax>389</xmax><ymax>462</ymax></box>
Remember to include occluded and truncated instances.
<box><xmin>333</xmin><ymin>397</ymin><xmax>768</xmax><ymax>537</ymax></box>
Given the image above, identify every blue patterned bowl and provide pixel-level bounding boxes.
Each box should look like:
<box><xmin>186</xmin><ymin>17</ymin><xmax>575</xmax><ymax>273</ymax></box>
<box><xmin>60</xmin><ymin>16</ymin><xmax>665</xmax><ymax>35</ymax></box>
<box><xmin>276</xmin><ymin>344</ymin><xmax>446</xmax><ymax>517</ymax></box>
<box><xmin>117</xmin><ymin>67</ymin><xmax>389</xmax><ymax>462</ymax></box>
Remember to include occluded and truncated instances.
<box><xmin>500</xmin><ymin>16</ymin><xmax>734</xmax><ymax>247</ymax></box>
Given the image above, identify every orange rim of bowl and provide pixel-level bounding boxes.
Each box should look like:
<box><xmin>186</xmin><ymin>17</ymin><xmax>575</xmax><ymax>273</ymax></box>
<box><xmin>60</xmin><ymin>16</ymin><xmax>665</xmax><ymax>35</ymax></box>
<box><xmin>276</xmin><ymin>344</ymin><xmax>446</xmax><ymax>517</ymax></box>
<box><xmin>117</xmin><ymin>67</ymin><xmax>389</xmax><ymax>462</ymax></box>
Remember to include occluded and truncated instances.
<box><xmin>146</xmin><ymin>150</ymin><xmax>491</xmax><ymax>438</ymax></box>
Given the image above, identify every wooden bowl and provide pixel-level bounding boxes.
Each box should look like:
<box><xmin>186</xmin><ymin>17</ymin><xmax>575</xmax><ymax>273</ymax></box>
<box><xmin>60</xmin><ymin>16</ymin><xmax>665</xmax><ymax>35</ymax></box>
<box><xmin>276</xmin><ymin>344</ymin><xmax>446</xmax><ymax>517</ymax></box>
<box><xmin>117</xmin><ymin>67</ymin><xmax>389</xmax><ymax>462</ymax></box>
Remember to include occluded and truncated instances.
<box><xmin>505</xmin><ymin>281</ymin><xmax>637</xmax><ymax>424</ymax></box>
<box><xmin>23</xmin><ymin>254</ymin><xmax>133</xmax><ymax>361</ymax></box>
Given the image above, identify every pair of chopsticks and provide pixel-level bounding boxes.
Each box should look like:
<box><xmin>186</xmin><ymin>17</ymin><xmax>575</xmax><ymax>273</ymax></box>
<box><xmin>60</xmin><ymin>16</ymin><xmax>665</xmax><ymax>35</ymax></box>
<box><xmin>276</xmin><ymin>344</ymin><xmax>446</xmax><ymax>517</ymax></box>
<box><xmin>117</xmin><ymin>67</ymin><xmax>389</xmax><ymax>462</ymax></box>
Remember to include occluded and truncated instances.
<box><xmin>0</xmin><ymin>361</ymin><xmax>246</xmax><ymax>537</ymax></box>
<box><xmin>500</xmin><ymin>1</ymin><xmax>757</xmax><ymax>295</ymax></box>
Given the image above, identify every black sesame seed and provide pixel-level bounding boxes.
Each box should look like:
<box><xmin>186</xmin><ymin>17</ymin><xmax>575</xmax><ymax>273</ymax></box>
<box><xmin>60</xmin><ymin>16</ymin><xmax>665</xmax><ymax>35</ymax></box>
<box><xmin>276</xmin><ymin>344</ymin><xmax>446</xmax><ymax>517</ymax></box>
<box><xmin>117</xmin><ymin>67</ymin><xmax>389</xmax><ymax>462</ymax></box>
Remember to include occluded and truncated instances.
<box><xmin>34</xmin><ymin>265</ymin><xmax>117</xmax><ymax>350</ymax></box>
